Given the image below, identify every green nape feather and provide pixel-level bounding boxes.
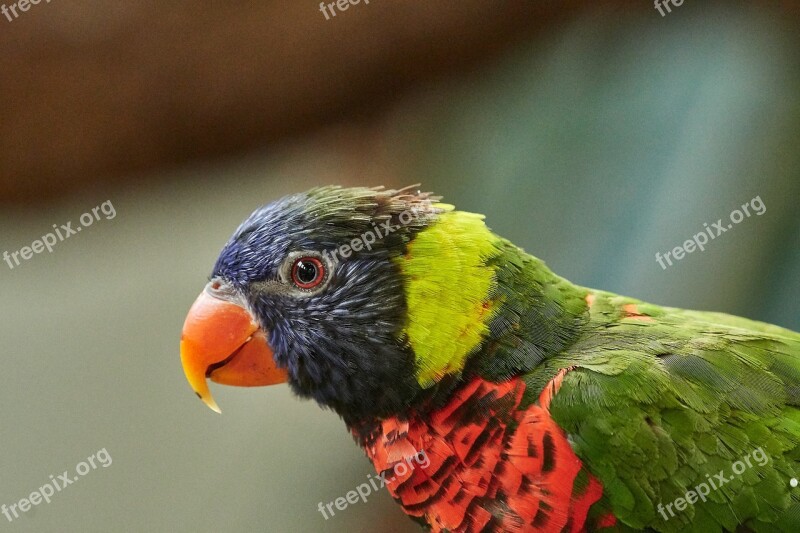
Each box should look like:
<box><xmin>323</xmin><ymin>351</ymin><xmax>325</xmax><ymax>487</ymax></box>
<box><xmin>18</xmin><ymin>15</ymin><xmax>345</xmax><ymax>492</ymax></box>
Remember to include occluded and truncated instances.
<box><xmin>396</xmin><ymin>206</ymin><xmax>800</xmax><ymax>532</ymax></box>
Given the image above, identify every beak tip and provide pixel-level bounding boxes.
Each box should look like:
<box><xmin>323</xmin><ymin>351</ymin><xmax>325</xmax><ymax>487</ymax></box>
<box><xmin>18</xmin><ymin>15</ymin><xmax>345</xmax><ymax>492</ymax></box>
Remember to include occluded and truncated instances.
<box><xmin>195</xmin><ymin>391</ymin><xmax>222</xmax><ymax>414</ymax></box>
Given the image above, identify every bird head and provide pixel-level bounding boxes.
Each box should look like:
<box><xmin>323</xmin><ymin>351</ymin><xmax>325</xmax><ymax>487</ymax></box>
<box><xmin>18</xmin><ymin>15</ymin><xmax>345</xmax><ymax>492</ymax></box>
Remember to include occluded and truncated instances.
<box><xmin>180</xmin><ymin>185</ymin><xmax>501</xmax><ymax>421</ymax></box>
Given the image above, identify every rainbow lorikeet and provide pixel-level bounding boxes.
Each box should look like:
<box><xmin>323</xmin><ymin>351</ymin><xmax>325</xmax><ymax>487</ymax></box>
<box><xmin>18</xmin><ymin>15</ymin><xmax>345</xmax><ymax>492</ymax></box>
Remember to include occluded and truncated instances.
<box><xmin>179</xmin><ymin>186</ymin><xmax>800</xmax><ymax>532</ymax></box>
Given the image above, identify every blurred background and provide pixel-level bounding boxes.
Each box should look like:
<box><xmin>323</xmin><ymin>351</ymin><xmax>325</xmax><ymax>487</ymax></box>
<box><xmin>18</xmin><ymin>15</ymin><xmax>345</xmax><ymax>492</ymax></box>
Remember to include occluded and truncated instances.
<box><xmin>1</xmin><ymin>1</ymin><xmax>798</xmax><ymax>532</ymax></box>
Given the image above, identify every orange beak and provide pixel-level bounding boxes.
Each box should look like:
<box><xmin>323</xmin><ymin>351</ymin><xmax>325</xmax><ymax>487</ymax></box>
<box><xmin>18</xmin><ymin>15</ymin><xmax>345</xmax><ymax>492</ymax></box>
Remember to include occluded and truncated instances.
<box><xmin>180</xmin><ymin>283</ymin><xmax>288</xmax><ymax>413</ymax></box>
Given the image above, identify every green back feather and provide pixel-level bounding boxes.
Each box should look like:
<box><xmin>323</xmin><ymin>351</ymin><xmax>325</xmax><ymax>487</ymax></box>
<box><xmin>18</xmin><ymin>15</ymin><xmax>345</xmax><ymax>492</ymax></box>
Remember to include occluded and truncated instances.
<box><xmin>524</xmin><ymin>291</ymin><xmax>800</xmax><ymax>532</ymax></box>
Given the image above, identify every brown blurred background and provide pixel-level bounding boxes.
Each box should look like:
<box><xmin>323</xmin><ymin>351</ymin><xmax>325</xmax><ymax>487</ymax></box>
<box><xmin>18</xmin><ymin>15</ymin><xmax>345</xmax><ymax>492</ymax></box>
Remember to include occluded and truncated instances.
<box><xmin>0</xmin><ymin>0</ymin><xmax>549</xmax><ymax>202</ymax></box>
<box><xmin>1</xmin><ymin>0</ymin><xmax>793</xmax><ymax>204</ymax></box>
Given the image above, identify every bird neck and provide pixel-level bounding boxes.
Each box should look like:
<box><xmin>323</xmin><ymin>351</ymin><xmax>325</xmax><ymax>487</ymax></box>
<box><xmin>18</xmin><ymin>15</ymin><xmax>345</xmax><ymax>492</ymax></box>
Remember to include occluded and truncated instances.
<box><xmin>465</xmin><ymin>240</ymin><xmax>589</xmax><ymax>381</ymax></box>
<box><xmin>394</xmin><ymin>210</ymin><xmax>589</xmax><ymax>393</ymax></box>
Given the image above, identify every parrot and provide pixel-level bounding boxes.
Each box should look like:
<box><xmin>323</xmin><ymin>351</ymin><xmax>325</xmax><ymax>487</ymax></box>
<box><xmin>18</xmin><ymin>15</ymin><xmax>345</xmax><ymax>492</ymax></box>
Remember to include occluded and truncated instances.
<box><xmin>179</xmin><ymin>185</ymin><xmax>800</xmax><ymax>532</ymax></box>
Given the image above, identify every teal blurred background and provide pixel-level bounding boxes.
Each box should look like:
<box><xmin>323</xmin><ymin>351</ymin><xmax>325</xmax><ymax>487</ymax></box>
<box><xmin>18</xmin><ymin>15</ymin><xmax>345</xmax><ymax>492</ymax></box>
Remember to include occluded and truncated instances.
<box><xmin>0</xmin><ymin>2</ymin><xmax>798</xmax><ymax>532</ymax></box>
<box><xmin>401</xmin><ymin>7</ymin><xmax>800</xmax><ymax>332</ymax></box>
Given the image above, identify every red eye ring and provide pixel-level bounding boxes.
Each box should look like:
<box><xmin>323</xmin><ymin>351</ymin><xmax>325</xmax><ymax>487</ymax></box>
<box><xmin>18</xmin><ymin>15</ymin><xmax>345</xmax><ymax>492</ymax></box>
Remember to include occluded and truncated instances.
<box><xmin>291</xmin><ymin>257</ymin><xmax>325</xmax><ymax>290</ymax></box>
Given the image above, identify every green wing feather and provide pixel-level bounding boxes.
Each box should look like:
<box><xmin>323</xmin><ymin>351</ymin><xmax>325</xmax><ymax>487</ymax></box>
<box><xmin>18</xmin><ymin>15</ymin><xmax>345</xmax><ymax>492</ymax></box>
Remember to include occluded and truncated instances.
<box><xmin>523</xmin><ymin>291</ymin><xmax>800</xmax><ymax>532</ymax></box>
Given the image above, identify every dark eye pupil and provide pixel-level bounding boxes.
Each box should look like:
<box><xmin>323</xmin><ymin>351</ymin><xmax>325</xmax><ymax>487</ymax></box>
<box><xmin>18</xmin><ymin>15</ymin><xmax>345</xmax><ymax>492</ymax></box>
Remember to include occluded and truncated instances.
<box><xmin>295</xmin><ymin>261</ymin><xmax>317</xmax><ymax>283</ymax></box>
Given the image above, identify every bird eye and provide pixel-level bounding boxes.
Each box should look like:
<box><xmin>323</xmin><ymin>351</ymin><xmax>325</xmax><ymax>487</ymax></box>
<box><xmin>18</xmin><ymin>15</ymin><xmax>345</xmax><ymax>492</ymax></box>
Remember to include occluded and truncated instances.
<box><xmin>291</xmin><ymin>257</ymin><xmax>325</xmax><ymax>289</ymax></box>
